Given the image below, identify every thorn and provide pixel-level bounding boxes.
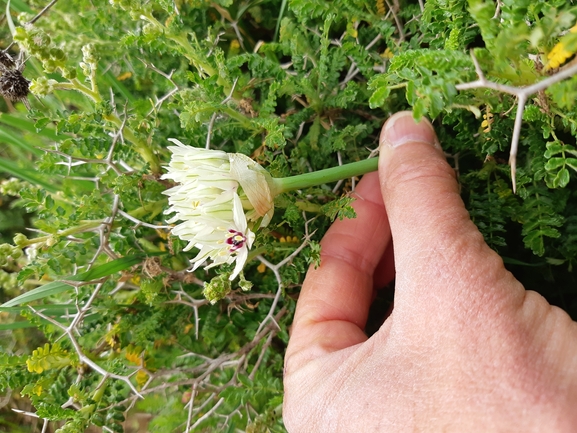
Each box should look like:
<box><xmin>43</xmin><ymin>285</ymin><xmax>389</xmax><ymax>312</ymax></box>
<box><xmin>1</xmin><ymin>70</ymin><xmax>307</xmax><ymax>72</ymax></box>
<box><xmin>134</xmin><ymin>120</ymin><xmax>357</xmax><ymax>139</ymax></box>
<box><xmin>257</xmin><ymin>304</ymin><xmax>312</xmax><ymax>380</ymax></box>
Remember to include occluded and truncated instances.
<box><xmin>509</xmin><ymin>155</ymin><xmax>517</xmax><ymax>194</ymax></box>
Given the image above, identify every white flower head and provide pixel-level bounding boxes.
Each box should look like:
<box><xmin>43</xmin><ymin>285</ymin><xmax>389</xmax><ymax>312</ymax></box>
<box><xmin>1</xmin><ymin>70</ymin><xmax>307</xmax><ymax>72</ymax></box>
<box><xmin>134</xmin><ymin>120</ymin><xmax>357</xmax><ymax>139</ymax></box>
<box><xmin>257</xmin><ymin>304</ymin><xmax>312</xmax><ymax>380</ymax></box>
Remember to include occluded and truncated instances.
<box><xmin>162</xmin><ymin>139</ymin><xmax>274</xmax><ymax>280</ymax></box>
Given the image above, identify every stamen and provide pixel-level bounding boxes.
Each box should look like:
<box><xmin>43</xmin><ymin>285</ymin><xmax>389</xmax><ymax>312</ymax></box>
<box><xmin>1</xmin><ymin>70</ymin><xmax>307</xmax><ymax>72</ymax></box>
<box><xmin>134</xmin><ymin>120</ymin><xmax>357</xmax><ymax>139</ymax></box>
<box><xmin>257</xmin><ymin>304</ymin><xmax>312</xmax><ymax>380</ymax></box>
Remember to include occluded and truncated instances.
<box><xmin>226</xmin><ymin>229</ymin><xmax>246</xmax><ymax>252</ymax></box>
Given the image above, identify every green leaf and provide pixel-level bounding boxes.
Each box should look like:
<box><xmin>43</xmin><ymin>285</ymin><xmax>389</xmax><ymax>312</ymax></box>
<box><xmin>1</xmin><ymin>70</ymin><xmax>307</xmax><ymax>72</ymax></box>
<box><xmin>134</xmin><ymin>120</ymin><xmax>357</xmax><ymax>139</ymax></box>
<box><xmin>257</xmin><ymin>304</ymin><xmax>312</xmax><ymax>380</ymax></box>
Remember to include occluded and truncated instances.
<box><xmin>544</xmin><ymin>141</ymin><xmax>564</xmax><ymax>158</ymax></box>
<box><xmin>26</xmin><ymin>342</ymin><xmax>71</xmax><ymax>373</ymax></box>
<box><xmin>3</xmin><ymin>0</ymin><xmax>33</xmax><ymax>12</ymax></box>
<box><xmin>545</xmin><ymin>157</ymin><xmax>566</xmax><ymax>171</ymax></box>
<box><xmin>368</xmin><ymin>84</ymin><xmax>391</xmax><ymax>109</ymax></box>
<box><xmin>0</xmin><ymin>127</ymin><xmax>43</xmax><ymax>156</ymax></box>
<box><xmin>553</xmin><ymin>167</ymin><xmax>570</xmax><ymax>188</ymax></box>
<box><xmin>565</xmin><ymin>158</ymin><xmax>577</xmax><ymax>173</ymax></box>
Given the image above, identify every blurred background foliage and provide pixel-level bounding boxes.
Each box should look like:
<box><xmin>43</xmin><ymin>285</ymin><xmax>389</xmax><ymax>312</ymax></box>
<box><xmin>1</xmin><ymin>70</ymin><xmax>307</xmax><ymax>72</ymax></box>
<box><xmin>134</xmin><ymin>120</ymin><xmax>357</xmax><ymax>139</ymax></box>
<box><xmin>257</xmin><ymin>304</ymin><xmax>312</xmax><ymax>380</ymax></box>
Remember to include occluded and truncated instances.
<box><xmin>1</xmin><ymin>0</ymin><xmax>577</xmax><ymax>431</ymax></box>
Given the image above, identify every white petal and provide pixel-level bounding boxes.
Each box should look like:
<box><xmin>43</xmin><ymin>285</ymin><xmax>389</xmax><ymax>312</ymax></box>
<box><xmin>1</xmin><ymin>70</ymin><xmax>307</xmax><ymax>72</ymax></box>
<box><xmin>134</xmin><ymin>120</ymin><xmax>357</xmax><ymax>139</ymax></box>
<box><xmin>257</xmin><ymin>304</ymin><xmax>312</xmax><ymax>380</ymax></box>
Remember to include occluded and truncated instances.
<box><xmin>231</xmin><ymin>194</ymin><xmax>247</xmax><ymax>232</ymax></box>
<box><xmin>230</xmin><ymin>247</ymin><xmax>248</xmax><ymax>281</ymax></box>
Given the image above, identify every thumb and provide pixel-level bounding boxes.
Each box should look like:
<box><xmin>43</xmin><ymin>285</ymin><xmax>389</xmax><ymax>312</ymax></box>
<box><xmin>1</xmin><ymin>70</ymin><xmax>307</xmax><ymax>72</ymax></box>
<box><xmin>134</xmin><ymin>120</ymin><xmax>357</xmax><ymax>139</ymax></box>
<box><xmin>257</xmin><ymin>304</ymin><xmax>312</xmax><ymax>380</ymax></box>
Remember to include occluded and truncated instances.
<box><xmin>378</xmin><ymin>111</ymin><xmax>519</xmax><ymax>313</ymax></box>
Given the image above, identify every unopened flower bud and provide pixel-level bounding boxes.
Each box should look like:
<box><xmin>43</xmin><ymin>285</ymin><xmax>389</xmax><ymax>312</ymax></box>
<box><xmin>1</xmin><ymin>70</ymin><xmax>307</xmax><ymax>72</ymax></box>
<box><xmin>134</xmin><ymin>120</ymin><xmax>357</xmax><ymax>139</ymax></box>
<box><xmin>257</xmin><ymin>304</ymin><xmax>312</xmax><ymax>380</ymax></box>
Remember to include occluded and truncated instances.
<box><xmin>82</xmin><ymin>44</ymin><xmax>98</xmax><ymax>65</ymax></box>
<box><xmin>203</xmin><ymin>274</ymin><xmax>232</xmax><ymax>304</ymax></box>
<box><xmin>30</xmin><ymin>77</ymin><xmax>58</xmax><ymax>97</ymax></box>
<box><xmin>13</xmin><ymin>233</ymin><xmax>28</xmax><ymax>248</ymax></box>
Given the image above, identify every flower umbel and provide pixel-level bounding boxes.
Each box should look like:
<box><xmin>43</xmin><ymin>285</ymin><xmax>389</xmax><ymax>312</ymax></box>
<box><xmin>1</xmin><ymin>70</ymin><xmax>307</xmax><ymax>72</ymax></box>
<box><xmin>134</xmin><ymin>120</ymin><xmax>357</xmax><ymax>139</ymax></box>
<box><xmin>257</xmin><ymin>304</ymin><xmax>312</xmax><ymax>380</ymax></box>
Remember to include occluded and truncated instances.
<box><xmin>162</xmin><ymin>139</ymin><xmax>379</xmax><ymax>280</ymax></box>
<box><xmin>162</xmin><ymin>139</ymin><xmax>271</xmax><ymax>280</ymax></box>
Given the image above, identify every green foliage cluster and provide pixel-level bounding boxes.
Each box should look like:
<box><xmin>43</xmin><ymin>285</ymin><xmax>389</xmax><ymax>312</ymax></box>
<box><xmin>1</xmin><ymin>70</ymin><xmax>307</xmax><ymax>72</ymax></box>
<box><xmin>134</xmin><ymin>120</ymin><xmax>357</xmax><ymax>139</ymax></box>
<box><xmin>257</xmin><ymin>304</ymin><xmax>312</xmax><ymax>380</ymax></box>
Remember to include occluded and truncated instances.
<box><xmin>1</xmin><ymin>0</ymin><xmax>577</xmax><ymax>430</ymax></box>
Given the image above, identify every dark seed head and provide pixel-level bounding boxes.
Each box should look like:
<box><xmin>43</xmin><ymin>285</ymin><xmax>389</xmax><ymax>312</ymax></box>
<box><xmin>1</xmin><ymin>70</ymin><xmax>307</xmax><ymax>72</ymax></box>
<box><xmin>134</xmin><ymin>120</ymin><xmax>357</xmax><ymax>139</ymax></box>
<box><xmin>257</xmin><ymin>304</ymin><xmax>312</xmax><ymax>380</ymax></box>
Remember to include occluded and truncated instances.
<box><xmin>0</xmin><ymin>51</ymin><xmax>16</xmax><ymax>71</ymax></box>
<box><xmin>0</xmin><ymin>69</ymin><xmax>30</xmax><ymax>101</ymax></box>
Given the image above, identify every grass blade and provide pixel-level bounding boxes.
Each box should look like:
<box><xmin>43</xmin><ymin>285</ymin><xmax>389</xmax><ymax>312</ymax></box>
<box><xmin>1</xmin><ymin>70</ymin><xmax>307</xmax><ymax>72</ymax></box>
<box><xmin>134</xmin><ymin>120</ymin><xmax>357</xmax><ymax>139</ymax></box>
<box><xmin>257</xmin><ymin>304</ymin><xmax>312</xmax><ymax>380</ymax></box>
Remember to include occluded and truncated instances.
<box><xmin>0</xmin><ymin>113</ymin><xmax>62</xmax><ymax>142</ymax></box>
<box><xmin>0</xmin><ymin>0</ymin><xmax>33</xmax><ymax>13</ymax></box>
<box><xmin>1</xmin><ymin>253</ymin><xmax>151</xmax><ymax>308</ymax></box>
<box><xmin>0</xmin><ymin>127</ymin><xmax>44</xmax><ymax>156</ymax></box>
<box><xmin>101</xmin><ymin>69</ymin><xmax>137</xmax><ymax>104</ymax></box>
<box><xmin>0</xmin><ymin>312</ymin><xmax>99</xmax><ymax>331</ymax></box>
<box><xmin>0</xmin><ymin>304</ymin><xmax>78</xmax><ymax>313</ymax></box>
<box><xmin>0</xmin><ymin>157</ymin><xmax>59</xmax><ymax>193</ymax></box>
<box><xmin>5</xmin><ymin>0</ymin><xmax>16</xmax><ymax>36</ymax></box>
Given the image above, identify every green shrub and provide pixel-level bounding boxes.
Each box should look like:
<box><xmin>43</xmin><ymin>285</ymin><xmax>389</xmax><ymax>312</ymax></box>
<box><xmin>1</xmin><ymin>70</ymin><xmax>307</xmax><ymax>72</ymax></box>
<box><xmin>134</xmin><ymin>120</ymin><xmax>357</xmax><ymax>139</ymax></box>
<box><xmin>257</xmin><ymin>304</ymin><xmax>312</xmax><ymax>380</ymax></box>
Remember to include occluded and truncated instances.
<box><xmin>1</xmin><ymin>0</ymin><xmax>577</xmax><ymax>430</ymax></box>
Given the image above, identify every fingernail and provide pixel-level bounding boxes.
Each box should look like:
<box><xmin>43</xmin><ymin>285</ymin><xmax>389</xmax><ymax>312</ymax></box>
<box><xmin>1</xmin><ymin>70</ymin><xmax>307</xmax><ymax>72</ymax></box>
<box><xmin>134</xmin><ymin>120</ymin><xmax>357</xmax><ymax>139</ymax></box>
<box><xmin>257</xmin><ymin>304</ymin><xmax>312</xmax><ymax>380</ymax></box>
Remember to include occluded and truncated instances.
<box><xmin>380</xmin><ymin>111</ymin><xmax>440</xmax><ymax>149</ymax></box>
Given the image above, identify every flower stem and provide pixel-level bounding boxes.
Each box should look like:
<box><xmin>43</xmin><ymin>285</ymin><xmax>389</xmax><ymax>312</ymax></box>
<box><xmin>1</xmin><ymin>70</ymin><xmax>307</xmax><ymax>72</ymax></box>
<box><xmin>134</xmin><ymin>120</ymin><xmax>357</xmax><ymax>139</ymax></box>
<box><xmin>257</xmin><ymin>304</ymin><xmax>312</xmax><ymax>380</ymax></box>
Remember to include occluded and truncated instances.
<box><xmin>272</xmin><ymin>157</ymin><xmax>378</xmax><ymax>194</ymax></box>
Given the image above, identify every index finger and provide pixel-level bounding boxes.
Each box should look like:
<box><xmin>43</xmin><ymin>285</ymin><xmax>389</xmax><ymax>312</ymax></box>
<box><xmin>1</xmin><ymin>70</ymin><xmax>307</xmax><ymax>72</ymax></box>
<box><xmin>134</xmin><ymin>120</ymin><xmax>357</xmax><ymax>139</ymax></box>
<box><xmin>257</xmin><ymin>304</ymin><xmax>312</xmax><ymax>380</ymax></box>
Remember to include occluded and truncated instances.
<box><xmin>285</xmin><ymin>172</ymin><xmax>391</xmax><ymax>369</ymax></box>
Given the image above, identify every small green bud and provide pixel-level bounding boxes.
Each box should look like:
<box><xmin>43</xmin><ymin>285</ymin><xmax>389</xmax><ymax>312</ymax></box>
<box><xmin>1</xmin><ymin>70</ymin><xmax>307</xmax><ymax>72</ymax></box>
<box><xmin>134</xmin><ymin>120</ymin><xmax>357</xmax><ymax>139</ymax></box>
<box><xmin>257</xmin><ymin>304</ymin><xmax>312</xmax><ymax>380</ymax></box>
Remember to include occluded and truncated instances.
<box><xmin>81</xmin><ymin>44</ymin><xmax>99</xmax><ymax>65</ymax></box>
<box><xmin>42</xmin><ymin>59</ymin><xmax>57</xmax><ymax>73</ymax></box>
<box><xmin>30</xmin><ymin>32</ymin><xmax>51</xmax><ymax>49</ymax></box>
<box><xmin>92</xmin><ymin>381</ymin><xmax>107</xmax><ymax>403</ymax></box>
<box><xmin>30</xmin><ymin>77</ymin><xmax>58</xmax><ymax>97</ymax></box>
<box><xmin>17</xmin><ymin>13</ymin><xmax>34</xmax><ymax>24</ymax></box>
<box><xmin>50</xmin><ymin>48</ymin><xmax>66</xmax><ymax>61</ymax></box>
<box><xmin>0</xmin><ymin>270</ymin><xmax>18</xmax><ymax>291</ymax></box>
<box><xmin>238</xmin><ymin>273</ymin><xmax>253</xmax><ymax>292</ymax></box>
<box><xmin>0</xmin><ymin>177</ymin><xmax>26</xmax><ymax>196</ymax></box>
<box><xmin>13</xmin><ymin>233</ymin><xmax>28</xmax><ymax>248</ymax></box>
<box><xmin>79</xmin><ymin>62</ymin><xmax>91</xmax><ymax>77</ymax></box>
<box><xmin>78</xmin><ymin>403</ymin><xmax>96</xmax><ymax>417</ymax></box>
<box><xmin>203</xmin><ymin>273</ymin><xmax>232</xmax><ymax>304</ymax></box>
<box><xmin>62</xmin><ymin>68</ymin><xmax>77</xmax><ymax>80</ymax></box>
<box><xmin>142</xmin><ymin>23</ymin><xmax>161</xmax><ymax>37</ymax></box>
<box><xmin>45</xmin><ymin>236</ymin><xmax>58</xmax><ymax>247</ymax></box>
<box><xmin>13</xmin><ymin>27</ymin><xmax>28</xmax><ymax>42</ymax></box>
<box><xmin>11</xmin><ymin>247</ymin><xmax>23</xmax><ymax>260</ymax></box>
<box><xmin>0</xmin><ymin>244</ymin><xmax>10</xmax><ymax>266</ymax></box>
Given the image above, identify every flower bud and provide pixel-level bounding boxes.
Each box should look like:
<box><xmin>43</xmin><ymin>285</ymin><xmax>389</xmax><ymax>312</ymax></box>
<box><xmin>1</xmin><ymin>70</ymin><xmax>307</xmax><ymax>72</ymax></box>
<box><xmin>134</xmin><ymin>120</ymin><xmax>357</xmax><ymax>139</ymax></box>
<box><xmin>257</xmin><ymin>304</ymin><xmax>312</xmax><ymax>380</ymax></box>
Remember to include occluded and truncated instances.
<box><xmin>13</xmin><ymin>233</ymin><xmax>28</xmax><ymax>248</ymax></box>
<box><xmin>203</xmin><ymin>273</ymin><xmax>232</xmax><ymax>304</ymax></box>
<box><xmin>30</xmin><ymin>77</ymin><xmax>58</xmax><ymax>97</ymax></box>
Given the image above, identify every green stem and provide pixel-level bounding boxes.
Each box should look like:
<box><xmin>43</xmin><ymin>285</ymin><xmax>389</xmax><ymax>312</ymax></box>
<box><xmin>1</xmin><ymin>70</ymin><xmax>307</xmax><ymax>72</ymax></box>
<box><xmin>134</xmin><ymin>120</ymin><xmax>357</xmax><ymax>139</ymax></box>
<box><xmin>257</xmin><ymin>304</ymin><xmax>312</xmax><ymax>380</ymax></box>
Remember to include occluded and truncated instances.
<box><xmin>221</xmin><ymin>106</ymin><xmax>253</xmax><ymax>128</ymax></box>
<box><xmin>272</xmin><ymin>157</ymin><xmax>379</xmax><ymax>194</ymax></box>
<box><xmin>54</xmin><ymin>81</ymin><xmax>101</xmax><ymax>103</ymax></box>
<box><xmin>128</xmin><ymin>198</ymin><xmax>167</xmax><ymax>220</ymax></box>
<box><xmin>140</xmin><ymin>13</ymin><xmax>236</xmax><ymax>96</ymax></box>
<box><xmin>20</xmin><ymin>220</ymin><xmax>103</xmax><ymax>246</ymax></box>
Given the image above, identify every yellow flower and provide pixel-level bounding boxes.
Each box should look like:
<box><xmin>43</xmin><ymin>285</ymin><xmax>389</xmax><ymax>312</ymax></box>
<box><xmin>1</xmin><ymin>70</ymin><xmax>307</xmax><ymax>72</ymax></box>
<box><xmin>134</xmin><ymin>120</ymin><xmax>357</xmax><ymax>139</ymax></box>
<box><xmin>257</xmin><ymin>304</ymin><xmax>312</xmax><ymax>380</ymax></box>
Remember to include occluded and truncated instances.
<box><xmin>545</xmin><ymin>23</ymin><xmax>577</xmax><ymax>70</ymax></box>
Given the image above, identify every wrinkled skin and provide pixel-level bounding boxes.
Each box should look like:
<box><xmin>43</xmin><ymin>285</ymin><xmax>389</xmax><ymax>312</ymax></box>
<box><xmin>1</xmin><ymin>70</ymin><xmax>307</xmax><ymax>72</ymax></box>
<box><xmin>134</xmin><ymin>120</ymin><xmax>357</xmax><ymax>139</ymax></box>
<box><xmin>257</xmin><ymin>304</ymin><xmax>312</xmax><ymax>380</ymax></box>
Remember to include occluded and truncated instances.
<box><xmin>283</xmin><ymin>112</ymin><xmax>577</xmax><ymax>432</ymax></box>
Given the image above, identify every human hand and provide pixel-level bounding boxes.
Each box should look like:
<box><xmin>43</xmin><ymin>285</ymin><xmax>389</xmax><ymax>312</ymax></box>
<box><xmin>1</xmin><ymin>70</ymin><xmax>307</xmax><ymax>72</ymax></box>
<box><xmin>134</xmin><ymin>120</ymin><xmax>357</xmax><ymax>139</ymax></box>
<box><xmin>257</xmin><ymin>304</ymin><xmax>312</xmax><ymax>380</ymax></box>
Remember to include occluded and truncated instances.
<box><xmin>283</xmin><ymin>111</ymin><xmax>577</xmax><ymax>432</ymax></box>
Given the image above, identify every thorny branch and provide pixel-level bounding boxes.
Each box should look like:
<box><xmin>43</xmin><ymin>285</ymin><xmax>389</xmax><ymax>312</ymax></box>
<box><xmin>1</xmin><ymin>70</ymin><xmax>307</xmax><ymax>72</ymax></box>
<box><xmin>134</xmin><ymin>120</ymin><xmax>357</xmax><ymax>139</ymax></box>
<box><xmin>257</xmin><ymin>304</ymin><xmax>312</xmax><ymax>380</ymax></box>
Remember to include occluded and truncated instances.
<box><xmin>456</xmin><ymin>51</ymin><xmax>577</xmax><ymax>192</ymax></box>
<box><xmin>140</xmin><ymin>60</ymin><xmax>180</xmax><ymax>115</ymax></box>
<box><xmin>28</xmin><ymin>305</ymin><xmax>143</xmax><ymax>398</ymax></box>
<box><xmin>117</xmin><ymin>209</ymin><xmax>171</xmax><ymax>230</ymax></box>
<box><xmin>47</xmin><ymin>105</ymin><xmax>131</xmax><ymax>177</ymax></box>
<box><xmin>255</xmin><ymin>213</ymin><xmax>315</xmax><ymax>336</ymax></box>
<box><xmin>68</xmin><ymin>212</ymin><xmax>309</xmax><ymax>428</ymax></box>
<box><xmin>206</xmin><ymin>77</ymin><xmax>239</xmax><ymax>149</ymax></box>
<box><xmin>106</xmin><ymin>306</ymin><xmax>288</xmax><ymax>428</ymax></box>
